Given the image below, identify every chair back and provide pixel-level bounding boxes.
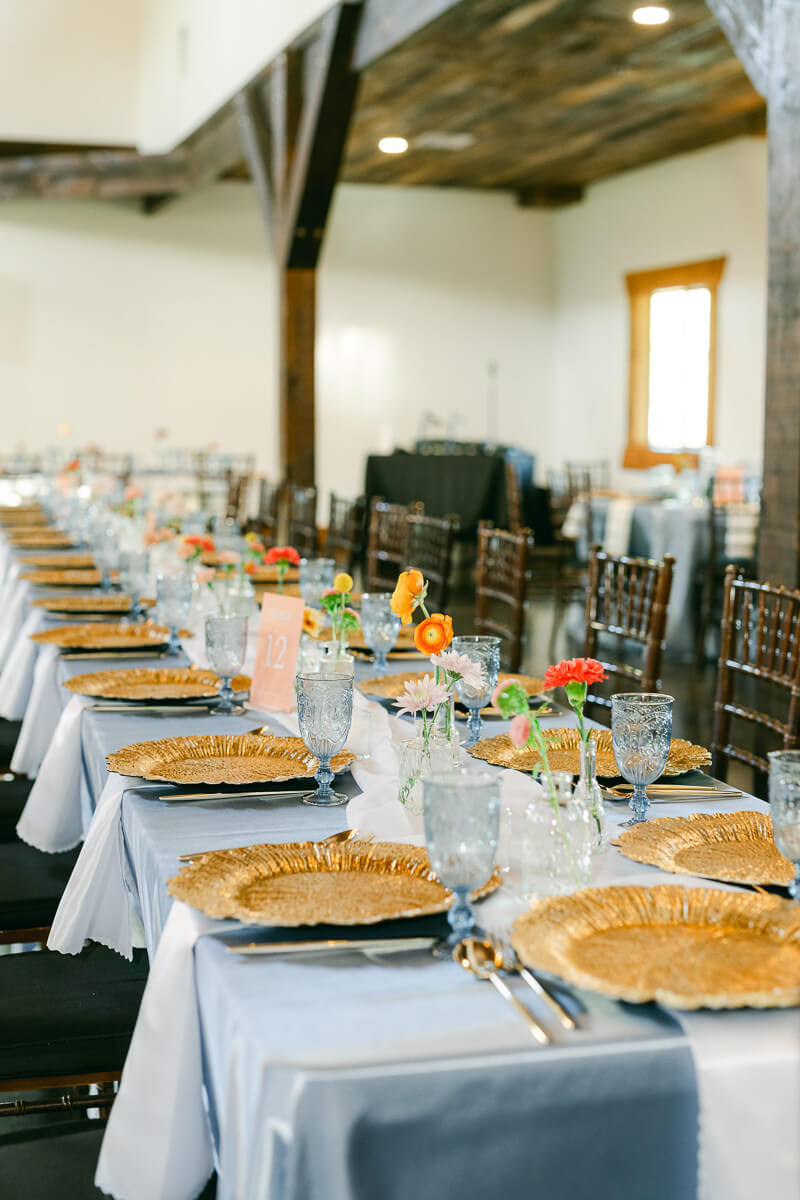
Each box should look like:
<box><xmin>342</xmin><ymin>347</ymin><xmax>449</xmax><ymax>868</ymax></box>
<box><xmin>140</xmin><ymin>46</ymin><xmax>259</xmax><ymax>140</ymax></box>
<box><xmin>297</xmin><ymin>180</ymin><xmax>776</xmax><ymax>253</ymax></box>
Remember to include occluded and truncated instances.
<box><xmin>286</xmin><ymin>485</ymin><xmax>318</xmax><ymax>558</ymax></box>
<box><xmin>583</xmin><ymin>545</ymin><xmax>674</xmax><ymax>711</ymax></box>
<box><xmin>326</xmin><ymin>493</ymin><xmax>366</xmax><ymax>573</ymax></box>
<box><xmin>365</xmin><ymin>498</ymin><xmax>422</xmax><ymax>593</ymax></box>
<box><xmin>475</xmin><ymin>522</ymin><xmax>532</xmax><ymax>673</ymax></box>
<box><xmin>406</xmin><ymin>513</ymin><xmax>456</xmax><ymax>611</ymax></box>
<box><xmin>249</xmin><ymin>479</ymin><xmax>281</xmax><ymax>542</ymax></box>
<box><xmin>712</xmin><ymin>567</ymin><xmax>800</xmax><ymax>784</ymax></box>
<box><xmin>504</xmin><ymin>461</ymin><xmax>524</xmax><ymax>532</ymax></box>
<box><xmin>225</xmin><ymin>470</ymin><xmax>251</xmax><ymax>525</ymax></box>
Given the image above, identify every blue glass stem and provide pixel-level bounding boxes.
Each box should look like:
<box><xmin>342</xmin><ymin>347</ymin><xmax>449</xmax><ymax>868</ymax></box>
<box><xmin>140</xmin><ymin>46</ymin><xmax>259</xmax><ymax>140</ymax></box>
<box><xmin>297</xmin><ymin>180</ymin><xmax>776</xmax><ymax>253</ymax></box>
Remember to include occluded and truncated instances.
<box><xmin>790</xmin><ymin>864</ymin><xmax>800</xmax><ymax>902</ymax></box>
<box><xmin>446</xmin><ymin>886</ymin><xmax>474</xmax><ymax>945</ymax></box>
<box><xmin>216</xmin><ymin>677</ymin><xmax>234</xmax><ymax>714</ymax></box>
<box><xmin>375</xmin><ymin>650</ymin><xmax>388</xmax><ymax>675</ymax></box>
<box><xmin>166</xmin><ymin>625</ymin><xmax>181</xmax><ymax>656</ymax></box>
<box><xmin>466</xmin><ymin>706</ymin><xmax>482</xmax><ymax>747</ymax></box>
<box><xmin>100</xmin><ymin>568</ymin><xmax>112</xmax><ymax>593</ymax></box>
<box><xmin>629</xmin><ymin>784</ymin><xmax>650</xmax><ymax>823</ymax></box>
<box><xmin>314</xmin><ymin>756</ymin><xmax>334</xmax><ymax>801</ymax></box>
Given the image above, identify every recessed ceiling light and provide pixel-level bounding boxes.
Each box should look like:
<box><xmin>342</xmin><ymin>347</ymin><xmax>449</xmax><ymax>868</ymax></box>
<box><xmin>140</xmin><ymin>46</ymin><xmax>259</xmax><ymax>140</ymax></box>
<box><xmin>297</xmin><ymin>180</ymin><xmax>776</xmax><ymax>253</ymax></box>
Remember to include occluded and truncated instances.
<box><xmin>378</xmin><ymin>137</ymin><xmax>408</xmax><ymax>155</ymax></box>
<box><xmin>632</xmin><ymin>6</ymin><xmax>671</xmax><ymax>24</ymax></box>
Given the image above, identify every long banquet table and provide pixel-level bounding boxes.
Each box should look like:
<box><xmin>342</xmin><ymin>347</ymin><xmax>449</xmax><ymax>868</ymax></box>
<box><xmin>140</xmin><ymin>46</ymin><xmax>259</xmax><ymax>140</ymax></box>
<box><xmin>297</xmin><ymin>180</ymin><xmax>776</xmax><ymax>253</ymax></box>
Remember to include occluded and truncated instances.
<box><xmin>0</xmin><ymin>525</ymin><xmax>798</xmax><ymax>1200</ymax></box>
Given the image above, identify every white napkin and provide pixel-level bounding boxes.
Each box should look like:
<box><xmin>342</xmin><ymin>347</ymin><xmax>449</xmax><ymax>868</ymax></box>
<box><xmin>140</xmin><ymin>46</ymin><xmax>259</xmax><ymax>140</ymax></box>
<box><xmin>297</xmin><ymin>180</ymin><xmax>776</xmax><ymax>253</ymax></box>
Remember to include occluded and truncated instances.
<box><xmin>10</xmin><ymin>643</ymin><xmax>61</xmax><ymax>777</ymax></box>
<box><xmin>0</xmin><ymin>608</ymin><xmax>47</xmax><ymax>720</ymax></box>
<box><xmin>17</xmin><ymin>695</ymin><xmax>90</xmax><ymax>851</ymax></box>
<box><xmin>95</xmin><ymin>901</ymin><xmax>217</xmax><ymax>1200</ymax></box>
<box><xmin>678</xmin><ymin>1006</ymin><xmax>800</xmax><ymax>1200</ymax></box>
<box><xmin>604</xmin><ymin>497</ymin><xmax>634</xmax><ymax>557</ymax></box>
<box><xmin>47</xmin><ymin>773</ymin><xmax>139</xmax><ymax>958</ymax></box>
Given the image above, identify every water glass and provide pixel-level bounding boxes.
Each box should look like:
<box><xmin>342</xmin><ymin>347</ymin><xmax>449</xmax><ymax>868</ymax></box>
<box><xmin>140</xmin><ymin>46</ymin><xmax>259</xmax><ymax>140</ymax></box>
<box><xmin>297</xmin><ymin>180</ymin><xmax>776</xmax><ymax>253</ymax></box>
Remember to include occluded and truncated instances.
<box><xmin>299</xmin><ymin>558</ymin><xmax>336</xmax><ymax>609</ymax></box>
<box><xmin>118</xmin><ymin>550</ymin><xmax>149</xmax><ymax>620</ymax></box>
<box><xmin>768</xmin><ymin>750</ymin><xmax>800</xmax><ymax>901</ymax></box>
<box><xmin>451</xmin><ymin>635</ymin><xmax>501</xmax><ymax>746</ymax></box>
<box><xmin>296</xmin><ymin>672</ymin><xmax>354</xmax><ymax>805</ymax></box>
<box><xmin>92</xmin><ymin>524</ymin><xmax>121</xmax><ymax>592</ymax></box>
<box><xmin>611</xmin><ymin>693</ymin><xmax>674</xmax><ymax>824</ymax></box>
<box><xmin>523</xmin><ymin>772</ymin><xmax>592</xmax><ymax>898</ymax></box>
<box><xmin>205</xmin><ymin>613</ymin><xmax>248</xmax><ymax>713</ymax></box>
<box><xmin>423</xmin><ymin>769</ymin><xmax>500</xmax><ymax>954</ymax></box>
<box><xmin>156</xmin><ymin>571</ymin><xmax>193</xmax><ymax>656</ymax></box>
<box><xmin>359</xmin><ymin>593</ymin><xmax>400</xmax><ymax>675</ymax></box>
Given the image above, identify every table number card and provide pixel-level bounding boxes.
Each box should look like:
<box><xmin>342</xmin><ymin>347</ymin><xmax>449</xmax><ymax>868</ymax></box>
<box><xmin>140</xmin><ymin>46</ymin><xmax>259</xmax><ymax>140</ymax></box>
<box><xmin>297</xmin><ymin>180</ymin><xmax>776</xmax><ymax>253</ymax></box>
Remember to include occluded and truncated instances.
<box><xmin>249</xmin><ymin>592</ymin><xmax>305</xmax><ymax>711</ymax></box>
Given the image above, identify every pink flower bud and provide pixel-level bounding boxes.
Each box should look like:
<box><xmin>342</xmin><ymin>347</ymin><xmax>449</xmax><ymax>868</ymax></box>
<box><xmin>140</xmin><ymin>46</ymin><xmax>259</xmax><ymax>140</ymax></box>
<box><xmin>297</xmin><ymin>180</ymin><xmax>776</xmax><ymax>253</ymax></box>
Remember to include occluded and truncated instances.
<box><xmin>509</xmin><ymin>714</ymin><xmax>531</xmax><ymax>749</ymax></box>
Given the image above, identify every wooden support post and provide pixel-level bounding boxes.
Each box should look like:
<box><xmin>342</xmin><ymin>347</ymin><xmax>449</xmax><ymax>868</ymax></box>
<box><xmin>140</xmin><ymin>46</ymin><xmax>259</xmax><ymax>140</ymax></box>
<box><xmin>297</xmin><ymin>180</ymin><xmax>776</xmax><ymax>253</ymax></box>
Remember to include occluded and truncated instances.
<box><xmin>236</xmin><ymin>3</ymin><xmax>364</xmax><ymax>486</ymax></box>
<box><xmin>708</xmin><ymin>0</ymin><xmax>800</xmax><ymax>585</ymax></box>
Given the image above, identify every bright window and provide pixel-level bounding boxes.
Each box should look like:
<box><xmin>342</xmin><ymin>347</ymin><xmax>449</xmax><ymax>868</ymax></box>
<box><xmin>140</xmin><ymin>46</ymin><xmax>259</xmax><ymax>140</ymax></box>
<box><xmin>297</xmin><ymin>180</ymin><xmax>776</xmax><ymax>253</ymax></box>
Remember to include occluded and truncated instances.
<box><xmin>624</xmin><ymin>257</ymin><xmax>725</xmax><ymax>469</ymax></box>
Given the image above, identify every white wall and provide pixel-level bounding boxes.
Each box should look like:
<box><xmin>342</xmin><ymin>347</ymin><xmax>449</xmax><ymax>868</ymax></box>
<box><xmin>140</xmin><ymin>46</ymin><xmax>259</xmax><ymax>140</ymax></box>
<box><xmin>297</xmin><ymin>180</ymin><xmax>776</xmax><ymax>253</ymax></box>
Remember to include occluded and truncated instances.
<box><xmin>136</xmin><ymin>0</ymin><xmax>332</xmax><ymax>152</ymax></box>
<box><xmin>0</xmin><ymin>182</ymin><xmax>555</xmax><ymax>504</ymax></box>
<box><xmin>551</xmin><ymin>136</ymin><xmax>768</xmax><ymax>482</ymax></box>
<box><xmin>0</xmin><ymin>0</ymin><xmax>142</xmax><ymax>145</ymax></box>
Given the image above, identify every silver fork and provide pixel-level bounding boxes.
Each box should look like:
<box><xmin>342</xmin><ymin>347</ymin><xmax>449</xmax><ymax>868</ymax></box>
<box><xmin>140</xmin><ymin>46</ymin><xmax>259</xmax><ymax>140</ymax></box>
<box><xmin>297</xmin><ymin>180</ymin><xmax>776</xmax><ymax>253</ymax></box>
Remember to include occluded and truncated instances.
<box><xmin>493</xmin><ymin>930</ymin><xmax>576</xmax><ymax>1031</ymax></box>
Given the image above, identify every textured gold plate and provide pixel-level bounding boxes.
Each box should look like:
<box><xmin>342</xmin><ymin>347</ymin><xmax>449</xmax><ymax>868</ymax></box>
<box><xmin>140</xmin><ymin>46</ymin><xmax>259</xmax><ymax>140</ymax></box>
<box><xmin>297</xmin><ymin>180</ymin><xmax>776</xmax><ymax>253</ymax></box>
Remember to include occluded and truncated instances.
<box><xmin>22</xmin><ymin>568</ymin><xmax>103</xmax><ymax>587</ymax></box>
<box><xmin>107</xmin><ymin>732</ymin><xmax>355</xmax><ymax>784</ymax></box>
<box><xmin>31</xmin><ymin>621</ymin><xmax>173</xmax><ymax>650</ymax></box>
<box><xmin>358</xmin><ymin>670</ymin><xmax>545</xmax><ymax>704</ymax></box>
<box><xmin>468</xmin><ymin>728</ymin><xmax>710</xmax><ymax>778</ymax></box>
<box><xmin>614</xmin><ymin>812</ymin><xmax>794</xmax><ymax>886</ymax></box>
<box><xmin>9</xmin><ymin>533</ymin><xmax>75</xmax><ymax>548</ymax></box>
<box><xmin>19</xmin><ymin>554</ymin><xmax>95</xmax><ymax>569</ymax></box>
<box><xmin>65</xmin><ymin>667</ymin><xmax>251</xmax><ymax>701</ymax></box>
<box><xmin>0</xmin><ymin>512</ymin><xmax>49</xmax><ymax>525</ymax></box>
<box><xmin>512</xmin><ymin>884</ymin><xmax>800</xmax><ymax>1009</ymax></box>
<box><xmin>32</xmin><ymin>594</ymin><xmax>136</xmax><ymax>614</ymax></box>
<box><xmin>167</xmin><ymin>838</ymin><xmax>501</xmax><ymax>926</ymax></box>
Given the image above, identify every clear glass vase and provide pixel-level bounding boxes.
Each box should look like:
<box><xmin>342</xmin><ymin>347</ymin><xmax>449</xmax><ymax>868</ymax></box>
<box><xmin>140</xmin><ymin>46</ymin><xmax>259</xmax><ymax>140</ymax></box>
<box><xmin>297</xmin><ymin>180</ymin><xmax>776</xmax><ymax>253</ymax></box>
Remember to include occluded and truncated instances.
<box><xmin>522</xmin><ymin>771</ymin><xmax>592</xmax><ymax>899</ymax></box>
<box><xmin>430</xmin><ymin>690</ymin><xmax>460</xmax><ymax>762</ymax></box>
<box><xmin>397</xmin><ymin>735</ymin><xmax>456</xmax><ymax>815</ymax></box>
<box><xmin>572</xmin><ymin>739</ymin><xmax>608</xmax><ymax>852</ymax></box>
<box><xmin>319</xmin><ymin>641</ymin><xmax>355</xmax><ymax>677</ymax></box>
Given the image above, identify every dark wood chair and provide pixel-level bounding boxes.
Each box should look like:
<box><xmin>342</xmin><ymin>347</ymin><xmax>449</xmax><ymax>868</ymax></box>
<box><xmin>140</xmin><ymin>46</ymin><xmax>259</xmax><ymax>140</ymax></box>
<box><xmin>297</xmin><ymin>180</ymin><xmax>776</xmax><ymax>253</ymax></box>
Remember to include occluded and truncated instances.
<box><xmin>224</xmin><ymin>470</ymin><xmax>251</xmax><ymax>525</ymax></box>
<box><xmin>583</xmin><ymin>545</ymin><xmax>675</xmax><ymax>715</ymax></box>
<box><xmin>247</xmin><ymin>478</ymin><xmax>281</xmax><ymax>543</ymax></box>
<box><xmin>695</xmin><ymin>503</ymin><xmax>760</xmax><ymax>660</ymax></box>
<box><xmin>406</xmin><ymin>512</ymin><xmax>456</xmax><ymax>611</ymax></box>
<box><xmin>286</xmin><ymin>485</ymin><xmax>318</xmax><ymax>558</ymax></box>
<box><xmin>711</xmin><ymin>567</ymin><xmax>800</xmax><ymax>787</ymax></box>
<box><xmin>504</xmin><ymin>460</ymin><xmax>524</xmax><ymax>532</ymax></box>
<box><xmin>325</xmin><ymin>492</ymin><xmax>365</xmax><ymax>575</ymax></box>
<box><xmin>365</xmin><ymin>498</ymin><xmax>423</xmax><ymax>593</ymax></box>
<box><xmin>475</xmin><ymin>522</ymin><xmax>532</xmax><ymax>673</ymax></box>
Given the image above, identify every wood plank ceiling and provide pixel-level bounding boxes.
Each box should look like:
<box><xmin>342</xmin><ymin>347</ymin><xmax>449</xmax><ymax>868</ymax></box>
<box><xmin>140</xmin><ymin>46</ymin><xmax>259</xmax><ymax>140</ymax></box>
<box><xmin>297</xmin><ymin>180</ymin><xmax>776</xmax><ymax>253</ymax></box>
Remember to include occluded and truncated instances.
<box><xmin>342</xmin><ymin>0</ymin><xmax>766</xmax><ymax>201</ymax></box>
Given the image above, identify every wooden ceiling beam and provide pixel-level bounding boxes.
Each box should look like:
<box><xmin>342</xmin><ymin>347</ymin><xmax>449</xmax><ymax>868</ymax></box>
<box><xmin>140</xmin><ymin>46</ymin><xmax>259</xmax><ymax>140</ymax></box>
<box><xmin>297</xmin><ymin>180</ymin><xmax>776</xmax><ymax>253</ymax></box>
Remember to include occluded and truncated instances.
<box><xmin>0</xmin><ymin>150</ymin><xmax>188</xmax><ymax>202</ymax></box>
<box><xmin>705</xmin><ymin>0</ymin><xmax>767</xmax><ymax>97</ymax></box>
<box><xmin>353</xmin><ymin>0</ymin><xmax>465</xmax><ymax>69</ymax></box>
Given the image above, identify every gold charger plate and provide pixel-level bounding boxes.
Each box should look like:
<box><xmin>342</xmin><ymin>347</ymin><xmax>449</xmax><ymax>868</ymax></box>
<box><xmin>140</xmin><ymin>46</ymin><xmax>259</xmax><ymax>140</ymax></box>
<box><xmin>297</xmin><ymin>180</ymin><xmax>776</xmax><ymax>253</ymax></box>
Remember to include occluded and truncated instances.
<box><xmin>167</xmin><ymin>838</ymin><xmax>501</xmax><ymax>926</ymax></box>
<box><xmin>65</xmin><ymin>667</ymin><xmax>251</xmax><ymax>701</ymax></box>
<box><xmin>19</xmin><ymin>554</ymin><xmax>95</xmax><ymax>569</ymax></box>
<box><xmin>31</xmin><ymin>621</ymin><xmax>174</xmax><ymax>651</ymax></box>
<box><xmin>468</xmin><ymin>728</ymin><xmax>710</xmax><ymax>778</ymax></box>
<box><xmin>0</xmin><ymin>512</ymin><xmax>50</xmax><ymax>526</ymax></box>
<box><xmin>614</xmin><ymin>811</ymin><xmax>794</xmax><ymax>886</ymax></box>
<box><xmin>511</xmin><ymin>884</ymin><xmax>800</xmax><ymax>1010</ymax></box>
<box><xmin>22</xmin><ymin>568</ymin><xmax>103</xmax><ymax>587</ymax></box>
<box><xmin>358</xmin><ymin>670</ymin><xmax>545</xmax><ymax>704</ymax></box>
<box><xmin>9</xmin><ymin>533</ymin><xmax>75</xmax><ymax>548</ymax></box>
<box><xmin>107</xmin><ymin>733</ymin><xmax>355</xmax><ymax>785</ymax></box>
<box><xmin>32</xmin><ymin>594</ymin><xmax>136</xmax><ymax>614</ymax></box>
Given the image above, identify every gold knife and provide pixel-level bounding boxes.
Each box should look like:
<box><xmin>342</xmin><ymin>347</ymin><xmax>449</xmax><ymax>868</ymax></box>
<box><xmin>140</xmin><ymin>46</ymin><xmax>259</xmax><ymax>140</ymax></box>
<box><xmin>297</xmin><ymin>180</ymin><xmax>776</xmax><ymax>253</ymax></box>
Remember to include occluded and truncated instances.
<box><xmin>229</xmin><ymin>937</ymin><xmax>436</xmax><ymax>957</ymax></box>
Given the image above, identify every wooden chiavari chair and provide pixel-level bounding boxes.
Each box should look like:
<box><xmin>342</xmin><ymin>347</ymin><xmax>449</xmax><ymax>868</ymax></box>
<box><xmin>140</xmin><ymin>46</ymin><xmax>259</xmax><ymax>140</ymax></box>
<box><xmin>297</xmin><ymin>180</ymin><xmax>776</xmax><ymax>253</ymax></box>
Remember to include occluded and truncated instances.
<box><xmin>225</xmin><ymin>469</ymin><xmax>252</xmax><ymax>525</ymax></box>
<box><xmin>695</xmin><ymin>503</ymin><xmax>760</xmax><ymax>660</ymax></box>
<box><xmin>247</xmin><ymin>478</ymin><xmax>281</xmax><ymax>543</ymax></box>
<box><xmin>286</xmin><ymin>485</ymin><xmax>318</xmax><ymax>558</ymax></box>
<box><xmin>365</xmin><ymin>498</ymin><xmax>423</xmax><ymax>593</ymax></box>
<box><xmin>711</xmin><ymin>567</ymin><xmax>800</xmax><ymax>787</ymax></box>
<box><xmin>475</xmin><ymin>521</ymin><xmax>532</xmax><ymax>673</ymax></box>
<box><xmin>406</xmin><ymin>512</ymin><xmax>457</xmax><ymax>611</ymax></box>
<box><xmin>325</xmin><ymin>492</ymin><xmax>365</xmax><ymax>574</ymax></box>
<box><xmin>504</xmin><ymin>461</ymin><xmax>524</xmax><ymax>532</ymax></box>
<box><xmin>583</xmin><ymin>545</ymin><xmax>674</xmax><ymax>715</ymax></box>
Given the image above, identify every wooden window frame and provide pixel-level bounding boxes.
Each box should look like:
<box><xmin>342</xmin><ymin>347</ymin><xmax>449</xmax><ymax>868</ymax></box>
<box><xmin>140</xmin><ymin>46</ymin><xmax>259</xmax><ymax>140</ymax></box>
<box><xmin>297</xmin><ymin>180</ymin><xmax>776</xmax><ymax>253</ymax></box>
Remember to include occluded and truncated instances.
<box><xmin>623</xmin><ymin>256</ymin><xmax>726</xmax><ymax>470</ymax></box>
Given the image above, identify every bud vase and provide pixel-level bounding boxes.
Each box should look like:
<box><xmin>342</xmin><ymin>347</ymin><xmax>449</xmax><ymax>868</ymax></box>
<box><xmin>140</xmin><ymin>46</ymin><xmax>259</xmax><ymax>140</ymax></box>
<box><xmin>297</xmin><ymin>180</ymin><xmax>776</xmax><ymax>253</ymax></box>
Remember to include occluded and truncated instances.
<box><xmin>573</xmin><ymin>739</ymin><xmax>608</xmax><ymax>852</ymax></box>
<box><xmin>397</xmin><ymin>735</ymin><xmax>455</xmax><ymax>815</ymax></box>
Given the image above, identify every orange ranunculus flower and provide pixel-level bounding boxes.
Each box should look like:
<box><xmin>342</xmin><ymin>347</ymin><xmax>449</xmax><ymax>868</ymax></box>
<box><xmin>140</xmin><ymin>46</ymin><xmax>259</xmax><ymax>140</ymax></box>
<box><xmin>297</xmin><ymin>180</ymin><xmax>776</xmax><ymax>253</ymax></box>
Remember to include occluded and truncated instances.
<box><xmin>414</xmin><ymin>613</ymin><xmax>453</xmax><ymax>655</ymax></box>
<box><xmin>390</xmin><ymin>567</ymin><xmax>426</xmax><ymax>625</ymax></box>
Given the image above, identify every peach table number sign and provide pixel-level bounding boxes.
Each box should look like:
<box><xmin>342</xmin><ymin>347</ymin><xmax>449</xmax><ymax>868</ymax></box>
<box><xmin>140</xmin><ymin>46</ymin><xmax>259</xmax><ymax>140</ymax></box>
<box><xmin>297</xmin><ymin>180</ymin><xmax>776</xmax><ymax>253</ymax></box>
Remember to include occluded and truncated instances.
<box><xmin>250</xmin><ymin>592</ymin><xmax>305</xmax><ymax>711</ymax></box>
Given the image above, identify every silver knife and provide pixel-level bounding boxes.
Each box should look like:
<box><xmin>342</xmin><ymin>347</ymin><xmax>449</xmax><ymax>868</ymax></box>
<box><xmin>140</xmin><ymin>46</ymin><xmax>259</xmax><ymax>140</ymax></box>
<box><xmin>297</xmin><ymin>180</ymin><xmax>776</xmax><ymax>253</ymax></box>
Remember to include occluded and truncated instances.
<box><xmin>229</xmin><ymin>937</ymin><xmax>436</xmax><ymax>957</ymax></box>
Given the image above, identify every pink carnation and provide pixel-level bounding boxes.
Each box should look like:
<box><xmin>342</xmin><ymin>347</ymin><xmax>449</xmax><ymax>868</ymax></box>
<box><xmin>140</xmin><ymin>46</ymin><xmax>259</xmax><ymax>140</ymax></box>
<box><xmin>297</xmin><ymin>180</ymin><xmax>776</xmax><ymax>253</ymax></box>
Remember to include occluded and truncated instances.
<box><xmin>509</xmin><ymin>714</ymin><xmax>531</xmax><ymax>749</ymax></box>
<box><xmin>176</xmin><ymin>542</ymin><xmax>194</xmax><ymax>560</ymax></box>
<box><xmin>218</xmin><ymin>550</ymin><xmax>240</xmax><ymax>565</ymax></box>
<box><xmin>195</xmin><ymin>567</ymin><xmax>216</xmax><ymax>585</ymax></box>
